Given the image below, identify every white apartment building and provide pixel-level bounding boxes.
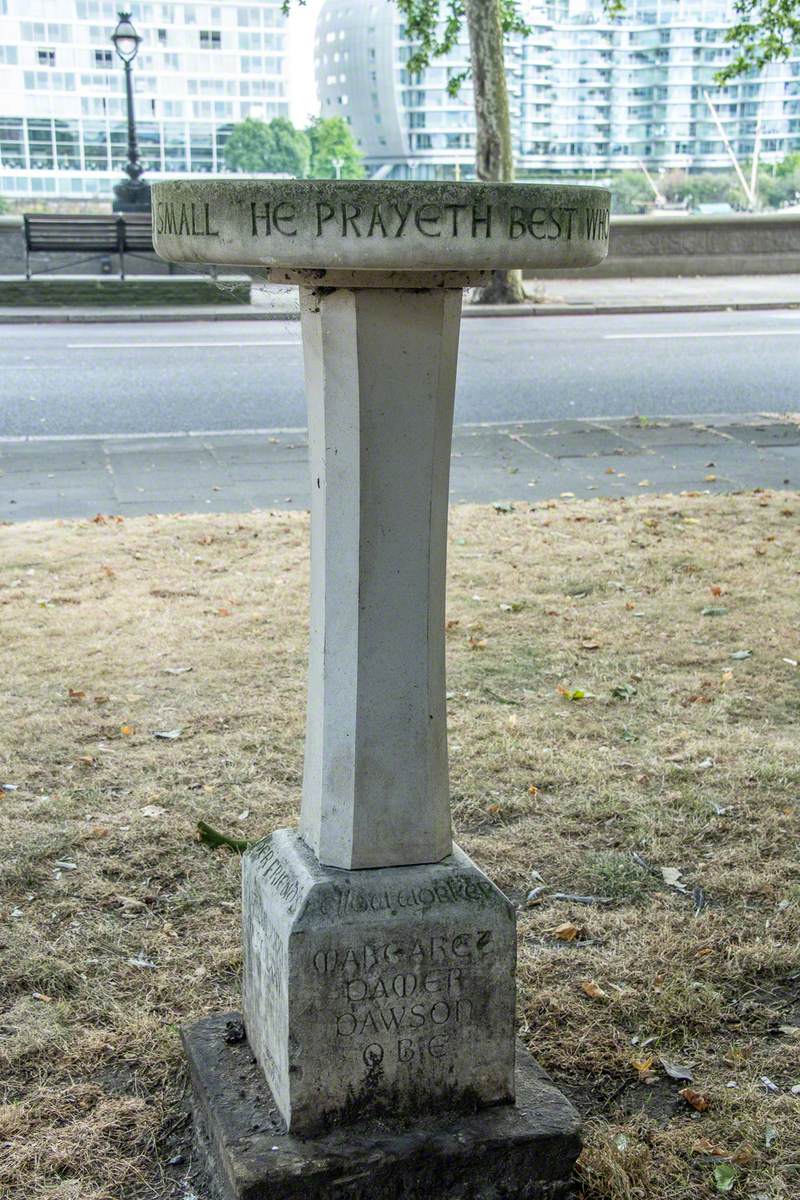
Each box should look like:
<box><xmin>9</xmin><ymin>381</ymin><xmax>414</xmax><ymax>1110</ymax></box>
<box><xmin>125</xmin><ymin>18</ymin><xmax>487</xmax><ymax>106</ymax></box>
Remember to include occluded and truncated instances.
<box><xmin>315</xmin><ymin>0</ymin><xmax>800</xmax><ymax>178</ymax></box>
<box><xmin>0</xmin><ymin>0</ymin><xmax>289</xmax><ymax>201</ymax></box>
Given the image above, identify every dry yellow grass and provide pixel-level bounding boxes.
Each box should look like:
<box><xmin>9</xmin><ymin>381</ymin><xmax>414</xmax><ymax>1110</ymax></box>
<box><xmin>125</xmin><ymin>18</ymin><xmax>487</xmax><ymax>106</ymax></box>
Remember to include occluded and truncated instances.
<box><xmin>1</xmin><ymin>491</ymin><xmax>799</xmax><ymax>1200</ymax></box>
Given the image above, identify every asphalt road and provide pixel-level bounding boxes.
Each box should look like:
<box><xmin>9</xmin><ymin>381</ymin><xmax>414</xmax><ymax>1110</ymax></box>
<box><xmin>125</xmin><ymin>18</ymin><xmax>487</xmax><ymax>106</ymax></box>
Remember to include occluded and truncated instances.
<box><xmin>1</xmin><ymin>308</ymin><xmax>799</xmax><ymax>439</ymax></box>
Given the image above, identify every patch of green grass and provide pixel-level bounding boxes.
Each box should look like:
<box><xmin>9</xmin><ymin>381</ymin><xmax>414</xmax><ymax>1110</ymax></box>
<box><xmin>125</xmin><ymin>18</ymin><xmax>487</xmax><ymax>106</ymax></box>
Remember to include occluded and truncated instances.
<box><xmin>579</xmin><ymin>851</ymin><xmax>654</xmax><ymax>902</ymax></box>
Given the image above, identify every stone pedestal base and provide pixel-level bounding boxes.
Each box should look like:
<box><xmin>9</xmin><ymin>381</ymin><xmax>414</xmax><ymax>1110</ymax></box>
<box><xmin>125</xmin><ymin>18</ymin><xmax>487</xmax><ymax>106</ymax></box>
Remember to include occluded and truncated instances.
<box><xmin>242</xmin><ymin>831</ymin><xmax>517</xmax><ymax>1135</ymax></box>
<box><xmin>183</xmin><ymin>1013</ymin><xmax>582</xmax><ymax>1200</ymax></box>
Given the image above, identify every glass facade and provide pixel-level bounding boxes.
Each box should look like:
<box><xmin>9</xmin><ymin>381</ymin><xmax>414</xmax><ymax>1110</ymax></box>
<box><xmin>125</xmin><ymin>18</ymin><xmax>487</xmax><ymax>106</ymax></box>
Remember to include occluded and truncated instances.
<box><xmin>316</xmin><ymin>0</ymin><xmax>800</xmax><ymax>178</ymax></box>
<box><xmin>0</xmin><ymin>0</ymin><xmax>289</xmax><ymax>199</ymax></box>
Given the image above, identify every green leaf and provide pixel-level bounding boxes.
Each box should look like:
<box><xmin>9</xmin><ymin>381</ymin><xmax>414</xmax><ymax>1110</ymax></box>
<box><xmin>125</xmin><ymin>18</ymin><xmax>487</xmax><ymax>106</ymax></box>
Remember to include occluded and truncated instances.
<box><xmin>713</xmin><ymin>1163</ymin><xmax>738</xmax><ymax>1192</ymax></box>
<box><xmin>197</xmin><ymin>820</ymin><xmax>249</xmax><ymax>854</ymax></box>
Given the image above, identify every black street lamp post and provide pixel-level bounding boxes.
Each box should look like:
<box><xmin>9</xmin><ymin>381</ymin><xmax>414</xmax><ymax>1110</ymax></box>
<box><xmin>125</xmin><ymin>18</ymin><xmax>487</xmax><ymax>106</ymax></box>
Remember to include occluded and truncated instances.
<box><xmin>111</xmin><ymin>10</ymin><xmax>150</xmax><ymax>212</ymax></box>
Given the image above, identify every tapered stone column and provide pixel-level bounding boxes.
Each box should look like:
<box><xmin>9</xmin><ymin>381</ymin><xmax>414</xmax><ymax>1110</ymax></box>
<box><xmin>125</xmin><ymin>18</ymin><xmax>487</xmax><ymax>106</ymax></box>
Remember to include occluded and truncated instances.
<box><xmin>299</xmin><ymin>276</ymin><xmax>466</xmax><ymax>869</ymax></box>
<box><xmin>153</xmin><ymin>178</ymin><xmax>610</xmax><ymax>1199</ymax></box>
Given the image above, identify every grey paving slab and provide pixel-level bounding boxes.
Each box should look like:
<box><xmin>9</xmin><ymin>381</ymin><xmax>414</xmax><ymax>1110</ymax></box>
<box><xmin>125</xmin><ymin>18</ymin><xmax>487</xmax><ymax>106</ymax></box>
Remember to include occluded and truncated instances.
<box><xmin>512</xmin><ymin>422</ymin><xmax>643</xmax><ymax>459</ymax></box>
<box><xmin>614</xmin><ymin>420</ymin><xmax>734</xmax><ymax>450</ymax></box>
<box><xmin>721</xmin><ymin>422</ymin><xmax>800</xmax><ymax>448</ymax></box>
<box><xmin>451</xmin><ymin>430</ymin><xmax>548</xmax><ymax>470</ymax></box>
<box><xmin>712</xmin><ymin>465</ymin><xmax>796</xmax><ymax>490</ymax></box>
<box><xmin>206</xmin><ymin>443</ymin><xmax>310</xmax><ymax>469</ymax></box>
<box><xmin>1</xmin><ymin>414</ymin><xmax>798</xmax><ymax>524</ymax></box>
<box><xmin>0</xmin><ymin>445</ymin><xmax>106</xmax><ymax>474</ymax></box>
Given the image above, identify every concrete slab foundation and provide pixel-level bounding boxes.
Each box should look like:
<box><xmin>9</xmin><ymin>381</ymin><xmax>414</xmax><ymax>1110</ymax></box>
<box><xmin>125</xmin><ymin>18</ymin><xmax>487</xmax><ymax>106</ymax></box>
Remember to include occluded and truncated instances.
<box><xmin>183</xmin><ymin>1012</ymin><xmax>582</xmax><ymax>1200</ymax></box>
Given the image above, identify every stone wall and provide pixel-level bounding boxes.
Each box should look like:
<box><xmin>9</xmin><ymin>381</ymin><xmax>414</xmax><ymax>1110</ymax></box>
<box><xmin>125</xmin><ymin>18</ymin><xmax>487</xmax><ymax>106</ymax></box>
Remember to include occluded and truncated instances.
<box><xmin>3</xmin><ymin>210</ymin><xmax>800</xmax><ymax>280</ymax></box>
<box><xmin>533</xmin><ymin>211</ymin><xmax>800</xmax><ymax>278</ymax></box>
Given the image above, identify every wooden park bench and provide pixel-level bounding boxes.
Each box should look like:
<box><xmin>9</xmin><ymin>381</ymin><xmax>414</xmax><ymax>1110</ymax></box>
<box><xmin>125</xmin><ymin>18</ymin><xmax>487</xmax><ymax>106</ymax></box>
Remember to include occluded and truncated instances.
<box><xmin>23</xmin><ymin>212</ymin><xmax>155</xmax><ymax>280</ymax></box>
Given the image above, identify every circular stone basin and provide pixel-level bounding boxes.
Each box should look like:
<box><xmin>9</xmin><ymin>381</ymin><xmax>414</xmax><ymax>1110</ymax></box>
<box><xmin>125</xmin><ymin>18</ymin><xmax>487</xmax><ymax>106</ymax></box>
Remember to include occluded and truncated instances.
<box><xmin>152</xmin><ymin>179</ymin><xmax>610</xmax><ymax>273</ymax></box>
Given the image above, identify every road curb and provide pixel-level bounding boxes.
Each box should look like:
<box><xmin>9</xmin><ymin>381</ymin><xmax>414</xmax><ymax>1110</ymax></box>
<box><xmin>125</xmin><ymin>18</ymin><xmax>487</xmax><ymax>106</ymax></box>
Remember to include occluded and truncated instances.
<box><xmin>464</xmin><ymin>300</ymin><xmax>800</xmax><ymax>318</ymax></box>
<box><xmin>0</xmin><ymin>307</ymin><xmax>299</xmax><ymax>324</ymax></box>
<box><xmin>0</xmin><ymin>299</ymin><xmax>798</xmax><ymax>325</ymax></box>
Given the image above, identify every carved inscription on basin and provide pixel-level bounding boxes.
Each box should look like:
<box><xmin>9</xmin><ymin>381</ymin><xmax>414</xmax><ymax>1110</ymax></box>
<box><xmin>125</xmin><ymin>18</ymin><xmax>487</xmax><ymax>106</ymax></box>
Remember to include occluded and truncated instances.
<box><xmin>152</xmin><ymin>179</ymin><xmax>611</xmax><ymax>272</ymax></box>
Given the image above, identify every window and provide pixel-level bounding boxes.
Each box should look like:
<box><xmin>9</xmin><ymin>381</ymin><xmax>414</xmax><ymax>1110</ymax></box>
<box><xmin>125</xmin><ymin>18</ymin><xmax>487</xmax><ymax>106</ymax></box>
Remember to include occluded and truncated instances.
<box><xmin>200</xmin><ymin>30</ymin><xmax>221</xmax><ymax>49</ymax></box>
<box><xmin>0</xmin><ymin>45</ymin><xmax>18</xmax><ymax>64</ymax></box>
<box><xmin>27</xmin><ymin>118</ymin><xmax>55</xmax><ymax>169</ymax></box>
<box><xmin>23</xmin><ymin>22</ymin><xmax>71</xmax><ymax>42</ymax></box>
<box><xmin>76</xmin><ymin>1</ymin><xmax>116</xmax><ymax>17</ymax></box>
<box><xmin>0</xmin><ymin>116</ymin><xmax>24</xmax><ymax>167</ymax></box>
<box><xmin>93</xmin><ymin>49</ymin><xmax>113</xmax><ymax>67</ymax></box>
<box><xmin>24</xmin><ymin>70</ymin><xmax>76</xmax><ymax>91</ymax></box>
<box><xmin>157</xmin><ymin>28</ymin><xmax>167</xmax><ymax>44</ymax></box>
<box><xmin>38</xmin><ymin>48</ymin><xmax>56</xmax><ymax>66</ymax></box>
<box><xmin>238</xmin><ymin>6</ymin><xmax>261</xmax><ymax>26</ymax></box>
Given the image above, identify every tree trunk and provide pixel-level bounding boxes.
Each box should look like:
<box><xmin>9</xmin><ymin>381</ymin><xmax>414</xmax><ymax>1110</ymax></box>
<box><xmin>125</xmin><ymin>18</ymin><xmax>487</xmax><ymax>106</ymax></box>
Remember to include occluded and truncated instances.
<box><xmin>464</xmin><ymin>0</ymin><xmax>526</xmax><ymax>305</ymax></box>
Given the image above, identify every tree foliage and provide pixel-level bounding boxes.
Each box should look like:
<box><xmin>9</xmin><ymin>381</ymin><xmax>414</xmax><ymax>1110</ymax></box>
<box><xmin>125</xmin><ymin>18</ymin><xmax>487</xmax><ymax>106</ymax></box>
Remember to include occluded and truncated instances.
<box><xmin>397</xmin><ymin>0</ymin><xmax>530</xmax><ymax>95</ymax></box>
<box><xmin>307</xmin><ymin>116</ymin><xmax>365</xmax><ymax>178</ymax></box>
<box><xmin>609</xmin><ymin>171</ymin><xmax>653</xmax><ymax>214</ymax></box>
<box><xmin>610</xmin><ymin>158</ymin><xmax>800</xmax><ymax>213</ymax></box>
<box><xmin>223</xmin><ymin>115</ymin><xmax>364</xmax><ymax>179</ymax></box>
<box><xmin>283</xmin><ymin>0</ymin><xmax>528</xmax><ymax>303</ymax></box>
<box><xmin>604</xmin><ymin>0</ymin><xmax>800</xmax><ymax>82</ymax></box>
<box><xmin>717</xmin><ymin>0</ymin><xmax>800</xmax><ymax>82</ymax></box>
<box><xmin>224</xmin><ymin>116</ymin><xmax>311</xmax><ymax>177</ymax></box>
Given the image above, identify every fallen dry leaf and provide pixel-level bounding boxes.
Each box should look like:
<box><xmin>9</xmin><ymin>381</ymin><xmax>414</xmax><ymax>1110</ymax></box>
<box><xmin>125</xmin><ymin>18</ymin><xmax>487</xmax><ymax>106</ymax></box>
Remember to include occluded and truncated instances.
<box><xmin>552</xmin><ymin>922</ymin><xmax>582</xmax><ymax>941</ymax></box>
<box><xmin>691</xmin><ymin>1138</ymin><xmax>730</xmax><ymax>1158</ymax></box>
<box><xmin>68</xmin><ymin>688</ymin><xmax>86</xmax><ymax>702</ymax></box>
<box><xmin>661</xmin><ymin>866</ymin><xmax>689</xmax><ymax>892</ymax></box>
<box><xmin>139</xmin><ymin>805</ymin><xmax>167</xmax><ymax>819</ymax></box>
<box><xmin>680</xmin><ymin>1087</ymin><xmax>711</xmax><ymax>1111</ymax></box>
<box><xmin>580</xmin><ymin>978</ymin><xmax>607</xmax><ymax>1001</ymax></box>
<box><xmin>660</xmin><ymin>1056</ymin><xmax>694</xmax><ymax>1082</ymax></box>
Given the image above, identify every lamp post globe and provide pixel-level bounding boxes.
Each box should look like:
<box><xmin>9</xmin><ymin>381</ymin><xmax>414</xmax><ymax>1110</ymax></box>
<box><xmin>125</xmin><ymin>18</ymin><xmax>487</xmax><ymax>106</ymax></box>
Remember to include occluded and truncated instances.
<box><xmin>111</xmin><ymin>10</ymin><xmax>150</xmax><ymax>213</ymax></box>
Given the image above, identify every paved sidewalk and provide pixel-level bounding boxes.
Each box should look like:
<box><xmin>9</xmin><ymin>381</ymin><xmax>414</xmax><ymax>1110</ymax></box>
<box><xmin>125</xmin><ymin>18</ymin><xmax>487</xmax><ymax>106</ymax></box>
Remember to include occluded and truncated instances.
<box><xmin>0</xmin><ymin>274</ymin><xmax>797</xmax><ymax>324</ymax></box>
<box><xmin>2</xmin><ymin>413</ymin><xmax>798</xmax><ymax>523</ymax></box>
